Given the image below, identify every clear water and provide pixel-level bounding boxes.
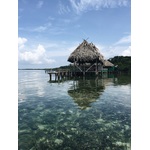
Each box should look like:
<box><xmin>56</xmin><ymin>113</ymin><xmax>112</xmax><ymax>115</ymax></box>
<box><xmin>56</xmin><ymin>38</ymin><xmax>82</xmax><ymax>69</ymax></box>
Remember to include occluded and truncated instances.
<box><xmin>18</xmin><ymin>70</ymin><xmax>131</xmax><ymax>150</ymax></box>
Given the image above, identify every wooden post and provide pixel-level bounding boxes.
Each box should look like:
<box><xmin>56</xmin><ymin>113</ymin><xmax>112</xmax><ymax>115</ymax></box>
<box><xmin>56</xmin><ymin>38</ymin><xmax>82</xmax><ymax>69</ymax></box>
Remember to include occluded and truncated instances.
<box><xmin>83</xmin><ymin>63</ymin><xmax>85</xmax><ymax>76</ymax></box>
<box><xmin>49</xmin><ymin>73</ymin><xmax>52</xmax><ymax>81</ymax></box>
<box><xmin>83</xmin><ymin>71</ymin><xmax>85</xmax><ymax>76</ymax></box>
<box><xmin>58</xmin><ymin>72</ymin><xmax>60</xmax><ymax>81</ymax></box>
<box><xmin>74</xmin><ymin>62</ymin><xmax>75</xmax><ymax>77</ymax></box>
<box><xmin>101</xmin><ymin>65</ymin><xmax>103</xmax><ymax>77</ymax></box>
<box><xmin>95</xmin><ymin>60</ymin><xmax>98</xmax><ymax>75</ymax></box>
<box><xmin>55</xmin><ymin>73</ymin><xmax>57</xmax><ymax>81</ymax></box>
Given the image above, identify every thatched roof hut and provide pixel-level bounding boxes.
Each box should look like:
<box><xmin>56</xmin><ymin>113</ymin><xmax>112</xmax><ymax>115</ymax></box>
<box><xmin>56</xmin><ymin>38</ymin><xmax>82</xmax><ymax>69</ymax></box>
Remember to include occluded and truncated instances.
<box><xmin>103</xmin><ymin>60</ymin><xmax>114</xmax><ymax>67</ymax></box>
<box><xmin>67</xmin><ymin>40</ymin><xmax>114</xmax><ymax>75</ymax></box>
<box><xmin>68</xmin><ymin>40</ymin><xmax>104</xmax><ymax>64</ymax></box>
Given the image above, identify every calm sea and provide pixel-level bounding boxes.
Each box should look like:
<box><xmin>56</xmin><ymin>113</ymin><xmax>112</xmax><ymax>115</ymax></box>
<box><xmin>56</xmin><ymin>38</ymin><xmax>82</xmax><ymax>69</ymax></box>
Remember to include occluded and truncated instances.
<box><xmin>18</xmin><ymin>70</ymin><xmax>131</xmax><ymax>150</ymax></box>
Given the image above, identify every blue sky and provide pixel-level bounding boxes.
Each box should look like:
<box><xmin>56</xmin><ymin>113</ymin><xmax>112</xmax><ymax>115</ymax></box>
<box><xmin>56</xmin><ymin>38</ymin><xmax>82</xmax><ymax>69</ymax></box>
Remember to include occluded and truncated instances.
<box><xmin>18</xmin><ymin>0</ymin><xmax>131</xmax><ymax>68</ymax></box>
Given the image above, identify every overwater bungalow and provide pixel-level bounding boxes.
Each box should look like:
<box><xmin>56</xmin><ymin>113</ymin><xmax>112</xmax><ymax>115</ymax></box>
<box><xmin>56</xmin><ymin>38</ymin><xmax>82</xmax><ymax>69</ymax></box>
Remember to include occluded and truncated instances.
<box><xmin>68</xmin><ymin>40</ymin><xmax>114</xmax><ymax>76</ymax></box>
<box><xmin>47</xmin><ymin>40</ymin><xmax>114</xmax><ymax>81</ymax></box>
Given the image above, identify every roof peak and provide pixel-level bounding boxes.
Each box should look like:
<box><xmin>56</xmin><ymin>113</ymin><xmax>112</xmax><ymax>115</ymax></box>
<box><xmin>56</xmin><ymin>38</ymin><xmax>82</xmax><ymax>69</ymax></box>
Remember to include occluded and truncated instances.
<box><xmin>68</xmin><ymin>40</ymin><xmax>105</xmax><ymax>63</ymax></box>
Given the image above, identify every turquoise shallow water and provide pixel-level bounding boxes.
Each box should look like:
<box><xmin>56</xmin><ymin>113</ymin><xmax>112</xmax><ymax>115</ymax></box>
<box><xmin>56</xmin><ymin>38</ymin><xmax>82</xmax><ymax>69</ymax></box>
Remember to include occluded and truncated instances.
<box><xmin>18</xmin><ymin>70</ymin><xmax>131</xmax><ymax>150</ymax></box>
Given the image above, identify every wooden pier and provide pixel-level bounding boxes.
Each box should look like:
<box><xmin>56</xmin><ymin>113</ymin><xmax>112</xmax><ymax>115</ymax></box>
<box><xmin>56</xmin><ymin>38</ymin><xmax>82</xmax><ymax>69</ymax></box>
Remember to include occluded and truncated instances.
<box><xmin>46</xmin><ymin>69</ymin><xmax>73</xmax><ymax>82</ymax></box>
<box><xmin>46</xmin><ymin>68</ymin><xmax>114</xmax><ymax>82</ymax></box>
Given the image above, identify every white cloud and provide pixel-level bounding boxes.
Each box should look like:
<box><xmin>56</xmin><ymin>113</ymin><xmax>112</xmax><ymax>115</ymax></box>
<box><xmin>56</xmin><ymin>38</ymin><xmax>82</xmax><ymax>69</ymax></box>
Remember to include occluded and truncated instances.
<box><xmin>58</xmin><ymin>1</ymin><xmax>70</xmax><ymax>15</ymax></box>
<box><xmin>33</xmin><ymin>26</ymin><xmax>47</xmax><ymax>32</ymax></box>
<box><xmin>96</xmin><ymin>44</ymin><xmax>131</xmax><ymax>59</ymax></box>
<box><xmin>18</xmin><ymin>37</ymin><xmax>27</xmax><ymax>49</ymax></box>
<box><xmin>69</xmin><ymin>0</ymin><xmax>130</xmax><ymax>14</ymax></box>
<box><xmin>121</xmin><ymin>46</ymin><xmax>131</xmax><ymax>56</ymax></box>
<box><xmin>46</xmin><ymin>43</ymin><xmax>78</xmax><ymax>57</ymax></box>
<box><xmin>95</xmin><ymin>35</ymin><xmax>131</xmax><ymax>58</ymax></box>
<box><xmin>33</xmin><ymin>22</ymin><xmax>52</xmax><ymax>32</ymax></box>
<box><xmin>18</xmin><ymin>37</ymin><xmax>55</xmax><ymax>65</ymax></box>
<box><xmin>19</xmin><ymin>44</ymin><xmax>55</xmax><ymax>64</ymax></box>
<box><xmin>48</xmin><ymin>16</ymin><xmax>55</xmax><ymax>21</ymax></box>
<box><xmin>37</xmin><ymin>1</ymin><xmax>44</xmax><ymax>8</ymax></box>
<box><xmin>114</xmin><ymin>35</ymin><xmax>131</xmax><ymax>45</ymax></box>
<box><xmin>19</xmin><ymin>22</ymin><xmax>52</xmax><ymax>33</ymax></box>
<box><xmin>100</xmin><ymin>45</ymin><xmax>131</xmax><ymax>58</ymax></box>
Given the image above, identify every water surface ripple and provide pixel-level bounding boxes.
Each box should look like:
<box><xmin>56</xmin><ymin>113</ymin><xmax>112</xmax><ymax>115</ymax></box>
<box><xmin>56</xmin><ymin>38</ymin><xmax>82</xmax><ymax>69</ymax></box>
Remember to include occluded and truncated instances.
<box><xmin>18</xmin><ymin>70</ymin><xmax>131</xmax><ymax>150</ymax></box>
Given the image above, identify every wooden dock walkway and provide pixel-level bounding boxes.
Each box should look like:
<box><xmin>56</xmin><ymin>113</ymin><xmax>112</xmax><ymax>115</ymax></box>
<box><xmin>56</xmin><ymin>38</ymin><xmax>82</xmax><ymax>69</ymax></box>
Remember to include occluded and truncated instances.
<box><xmin>45</xmin><ymin>68</ymin><xmax>114</xmax><ymax>82</ymax></box>
<box><xmin>46</xmin><ymin>69</ymin><xmax>73</xmax><ymax>82</ymax></box>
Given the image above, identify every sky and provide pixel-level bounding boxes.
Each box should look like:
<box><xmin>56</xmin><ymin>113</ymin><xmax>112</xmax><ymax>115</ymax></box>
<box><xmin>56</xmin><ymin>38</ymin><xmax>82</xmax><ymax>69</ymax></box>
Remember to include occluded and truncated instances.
<box><xmin>18</xmin><ymin>0</ymin><xmax>131</xmax><ymax>69</ymax></box>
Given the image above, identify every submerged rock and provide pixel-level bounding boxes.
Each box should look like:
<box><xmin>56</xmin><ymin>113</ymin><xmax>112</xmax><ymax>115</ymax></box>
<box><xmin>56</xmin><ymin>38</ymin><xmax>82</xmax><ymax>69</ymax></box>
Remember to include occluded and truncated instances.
<box><xmin>54</xmin><ymin>139</ymin><xmax>63</xmax><ymax>145</ymax></box>
<box><xmin>115</xmin><ymin>141</ymin><xmax>131</xmax><ymax>149</ymax></box>
<box><xmin>38</xmin><ymin>124</ymin><xmax>46</xmax><ymax>130</ymax></box>
<box><xmin>96</xmin><ymin>118</ymin><xmax>104</xmax><ymax>124</ymax></box>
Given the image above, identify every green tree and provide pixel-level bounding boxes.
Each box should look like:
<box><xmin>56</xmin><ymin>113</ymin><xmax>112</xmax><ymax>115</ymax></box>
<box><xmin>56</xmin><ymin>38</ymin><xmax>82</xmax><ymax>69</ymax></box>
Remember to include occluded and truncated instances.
<box><xmin>108</xmin><ymin>56</ymin><xmax>131</xmax><ymax>73</ymax></box>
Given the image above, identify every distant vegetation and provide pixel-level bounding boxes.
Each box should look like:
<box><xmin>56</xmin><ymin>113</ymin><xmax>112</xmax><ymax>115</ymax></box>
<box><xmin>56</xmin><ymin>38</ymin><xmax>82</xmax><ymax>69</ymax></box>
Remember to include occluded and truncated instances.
<box><xmin>108</xmin><ymin>56</ymin><xmax>131</xmax><ymax>73</ymax></box>
<box><xmin>19</xmin><ymin>56</ymin><xmax>131</xmax><ymax>74</ymax></box>
<box><xmin>57</xmin><ymin>56</ymin><xmax>131</xmax><ymax>74</ymax></box>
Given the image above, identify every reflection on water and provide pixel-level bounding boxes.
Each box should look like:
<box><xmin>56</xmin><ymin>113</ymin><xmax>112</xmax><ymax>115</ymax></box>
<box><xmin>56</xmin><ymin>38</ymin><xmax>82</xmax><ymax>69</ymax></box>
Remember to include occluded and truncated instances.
<box><xmin>18</xmin><ymin>70</ymin><xmax>131</xmax><ymax>150</ymax></box>
<box><xmin>68</xmin><ymin>78</ymin><xmax>106</xmax><ymax>110</ymax></box>
<box><xmin>114</xmin><ymin>75</ymin><xmax>131</xmax><ymax>85</ymax></box>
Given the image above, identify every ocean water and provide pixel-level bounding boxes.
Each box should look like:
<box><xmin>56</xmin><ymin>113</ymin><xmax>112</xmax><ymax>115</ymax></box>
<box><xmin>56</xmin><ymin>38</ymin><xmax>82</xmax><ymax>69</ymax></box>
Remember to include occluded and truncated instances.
<box><xmin>18</xmin><ymin>70</ymin><xmax>131</xmax><ymax>150</ymax></box>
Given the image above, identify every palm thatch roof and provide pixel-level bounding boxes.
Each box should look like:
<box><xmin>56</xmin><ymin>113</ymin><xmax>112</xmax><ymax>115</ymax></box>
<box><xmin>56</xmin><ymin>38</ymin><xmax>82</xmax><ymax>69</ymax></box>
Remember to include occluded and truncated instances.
<box><xmin>68</xmin><ymin>40</ymin><xmax>105</xmax><ymax>63</ymax></box>
<box><xmin>103</xmin><ymin>60</ymin><xmax>114</xmax><ymax>67</ymax></box>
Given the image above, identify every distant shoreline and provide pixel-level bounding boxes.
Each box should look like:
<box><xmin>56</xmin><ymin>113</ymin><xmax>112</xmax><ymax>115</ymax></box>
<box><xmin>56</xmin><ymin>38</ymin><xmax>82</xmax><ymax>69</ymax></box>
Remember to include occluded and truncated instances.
<box><xmin>18</xmin><ymin>68</ymin><xmax>49</xmax><ymax>70</ymax></box>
